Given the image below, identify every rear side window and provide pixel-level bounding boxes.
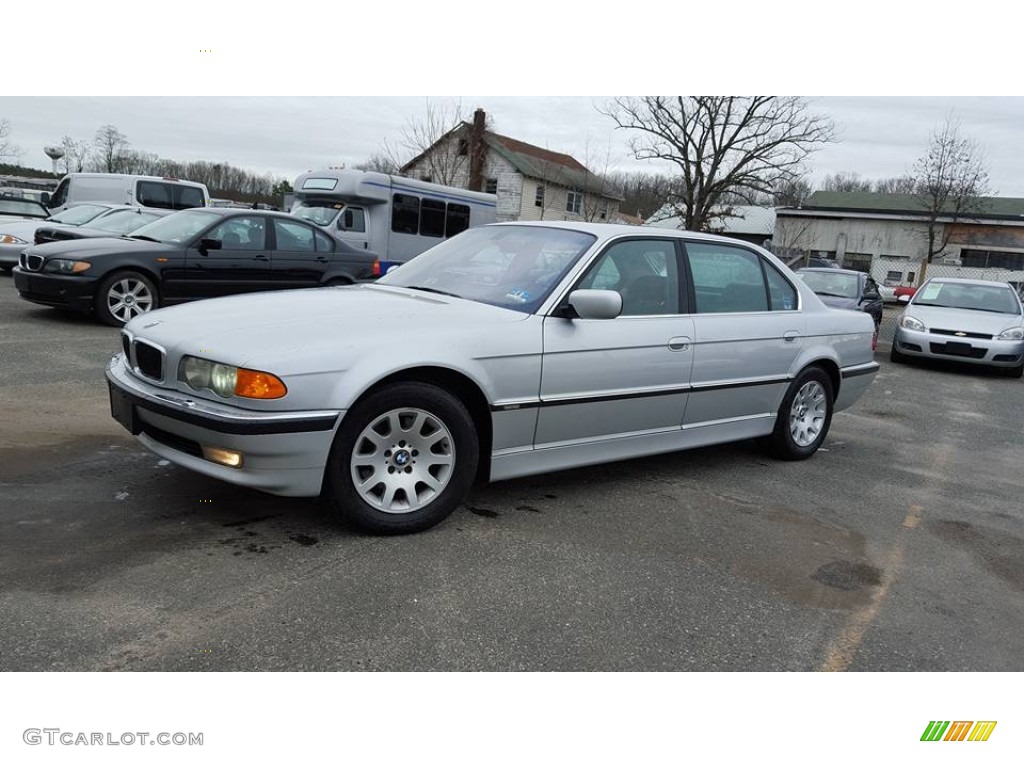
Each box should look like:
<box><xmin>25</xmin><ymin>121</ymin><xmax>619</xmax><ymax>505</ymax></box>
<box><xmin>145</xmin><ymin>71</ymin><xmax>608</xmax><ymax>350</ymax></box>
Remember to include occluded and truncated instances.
<box><xmin>137</xmin><ymin>181</ymin><xmax>173</xmax><ymax>209</ymax></box>
<box><xmin>765</xmin><ymin>262</ymin><xmax>797</xmax><ymax>311</ymax></box>
<box><xmin>686</xmin><ymin>242</ymin><xmax>769</xmax><ymax>313</ymax></box>
<box><xmin>420</xmin><ymin>198</ymin><xmax>446</xmax><ymax>238</ymax></box>
<box><xmin>274</xmin><ymin>219</ymin><xmax>316</xmax><ymax>252</ymax></box>
<box><xmin>314</xmin><ymin>229</ymin><xmax>333</xmax><ymax>252</ymax></box>
<box><xmin>175</xmin><ymin>185</ymin><xmax>206</xmax><ymax>209</ymax></box>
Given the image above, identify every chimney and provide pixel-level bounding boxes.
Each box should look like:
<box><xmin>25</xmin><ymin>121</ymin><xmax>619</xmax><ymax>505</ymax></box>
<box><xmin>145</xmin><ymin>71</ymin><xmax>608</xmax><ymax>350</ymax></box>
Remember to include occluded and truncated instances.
<box><xmin>468</xmin><ymin>108</ymin><xmax>487</xmax><ymax>192</ymax></box>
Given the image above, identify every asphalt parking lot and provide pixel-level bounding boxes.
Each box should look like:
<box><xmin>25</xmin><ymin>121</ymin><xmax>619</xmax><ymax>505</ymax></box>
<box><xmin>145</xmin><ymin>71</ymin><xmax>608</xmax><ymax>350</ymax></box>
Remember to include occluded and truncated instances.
<box><xmin>1</xmin><ymin>274</ymin><xmax>1022</xmax><ymax>672</ymax></box>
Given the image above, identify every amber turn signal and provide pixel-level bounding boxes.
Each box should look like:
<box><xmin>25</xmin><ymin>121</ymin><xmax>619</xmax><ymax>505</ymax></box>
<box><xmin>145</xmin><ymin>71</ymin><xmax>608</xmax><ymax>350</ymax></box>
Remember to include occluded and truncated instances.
<box><xmin>234</xmin><ymin>368</ymin><xmax>287</xmax><ymax>399</ymax></box>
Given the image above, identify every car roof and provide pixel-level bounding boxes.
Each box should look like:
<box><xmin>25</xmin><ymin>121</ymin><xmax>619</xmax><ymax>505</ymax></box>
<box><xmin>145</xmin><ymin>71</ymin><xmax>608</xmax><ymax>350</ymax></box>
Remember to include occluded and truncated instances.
<box><xmin>797</xmin><ymin>267</ymin><xmax>864</xmax><ymax>276</ymax></box>
<box><xmin>486</xmin><ymin>219</ymin><xmax>766</xmax><ymax>247</ymax></box>
<box><xmin>927</xmin><ymin>277</ymin><xmax>1014</xmax><ymax>288</ymax></box>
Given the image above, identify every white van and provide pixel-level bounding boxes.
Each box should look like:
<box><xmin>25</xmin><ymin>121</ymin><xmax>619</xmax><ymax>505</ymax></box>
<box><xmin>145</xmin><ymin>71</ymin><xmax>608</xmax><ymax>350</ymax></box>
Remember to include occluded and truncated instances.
<box><xmin>46</xmin><ymin>173</ymin><xmax>210</xmax><ymax>215</ymax></box>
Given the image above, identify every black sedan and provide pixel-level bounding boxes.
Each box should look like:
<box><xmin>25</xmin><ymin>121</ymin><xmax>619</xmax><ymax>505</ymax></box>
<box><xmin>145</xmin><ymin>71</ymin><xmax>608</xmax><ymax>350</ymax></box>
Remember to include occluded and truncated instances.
<box><xmin>14</xmin><ymin>208</ymin><xmax>382</xmax><ymax>326</ymax></box>
<box><xmin>796</xmin><ymin>267</ymin><xmax>883</xmax><ymax>328</ymax></box>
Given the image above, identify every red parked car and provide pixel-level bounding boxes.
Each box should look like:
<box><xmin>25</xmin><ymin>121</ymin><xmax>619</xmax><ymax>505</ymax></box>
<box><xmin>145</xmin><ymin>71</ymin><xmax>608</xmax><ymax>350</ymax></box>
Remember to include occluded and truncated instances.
<box><xmin>894</xmin><ymin>285</ymin><xmax>917</xmax><ymax>303</ymax></box>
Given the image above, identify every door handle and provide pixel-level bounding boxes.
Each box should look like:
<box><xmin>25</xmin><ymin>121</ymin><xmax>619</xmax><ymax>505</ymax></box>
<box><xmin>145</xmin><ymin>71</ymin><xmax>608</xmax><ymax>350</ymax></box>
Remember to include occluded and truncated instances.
<box><xmin>254</xmin><ymin>254</ymin><xmax>268</xmax><ymax>261</ymax></box>
<box><xmin>316</xmin><ymin>256</ymin><xmax>329</xmax><ymax>263</ymax></box>
<box><xmin>668</xmin><ymin>336</ymin><xmax>691</xmax><ymax>351</ymax></box>
<box><xmin>783</xmin><ymin>331</ymin><xmax>800</xmax><ymax>342</ymax></box>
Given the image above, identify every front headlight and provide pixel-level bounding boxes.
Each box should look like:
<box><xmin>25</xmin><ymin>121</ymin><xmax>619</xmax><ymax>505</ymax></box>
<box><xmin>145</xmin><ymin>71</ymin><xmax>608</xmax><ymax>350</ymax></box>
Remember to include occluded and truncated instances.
<box><xmin>0</xmin><ymin>234</ymin><xmax>28</xmax><ymax>245</ymax></box>
<box><xmin>178</xmin><ymin>355</ymin><xmax>286</xmax><ymax>399</ymax></box>
<box><xmin>900</xmin><ymin>315</ymin><xmax>925</xmax><ymax>332</ymax></box>
<box><xmin>997</xmin><ymin>326</ymin><xmax>1024</xmax><ymax>341</ymax></box>
<box><xmin>43</xmin><ymin>258</ymin><xmax>91</xmax><ymax>274</ymax></box>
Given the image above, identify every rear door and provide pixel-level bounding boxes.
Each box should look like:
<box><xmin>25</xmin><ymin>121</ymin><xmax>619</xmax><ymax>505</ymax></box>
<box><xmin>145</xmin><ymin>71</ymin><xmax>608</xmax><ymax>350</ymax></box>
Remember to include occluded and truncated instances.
<box><xmin>682</xmin><ymin>241</ymin><xmax>803</xmax><ymax>428</ymax></box>
<box><xmin>183</xmin><ymin>214</ymin><xmax>272</xmax><ymax>299</ymax></box>
<box><xmin>269</xmin><ymin>218</ymin><xmax>328</xmax><ymax>289</ymax></box>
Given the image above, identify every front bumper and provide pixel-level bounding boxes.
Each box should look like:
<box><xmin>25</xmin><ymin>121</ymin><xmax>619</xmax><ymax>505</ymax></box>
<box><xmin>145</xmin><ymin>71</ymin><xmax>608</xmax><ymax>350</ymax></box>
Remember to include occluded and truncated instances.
<box><xmin>0</xmin><ymin>243</ymin><xmax>25</xmax><ymax>267</ymax></box>
<box><xmin>13</xmin><ymin>267</ymin><xmax>97</xmax><ymax>311</ymax></box>
<box><xmin>894</xmin><ymin>327</ymin><xmax>1024</xmax><ymax>367</ymax></box>
<box><xmin>106</xmin><ymin>353</ymin><xmax>343</xmax><ymax>497</ymax></box>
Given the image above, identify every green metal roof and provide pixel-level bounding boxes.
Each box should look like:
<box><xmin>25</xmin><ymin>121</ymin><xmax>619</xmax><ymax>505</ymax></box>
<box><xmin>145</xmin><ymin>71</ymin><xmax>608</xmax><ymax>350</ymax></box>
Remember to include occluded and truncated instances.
<box><xmin>799</xmin><ymin>191</ymin><xmax>1024</xmax><ymax>219</ymax></box>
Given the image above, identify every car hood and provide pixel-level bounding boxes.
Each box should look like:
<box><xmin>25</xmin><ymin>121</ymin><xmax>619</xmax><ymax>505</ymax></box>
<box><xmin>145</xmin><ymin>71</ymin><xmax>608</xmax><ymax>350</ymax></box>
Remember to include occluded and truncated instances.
<box><xmin>907</xmin><ymin>304</ymin><xmax>1023</xmax><ymax>334</ymax></box>
<box><xmin>125</xmin><ymin>284</ymin><xmax>531</xmax><ymax>372</ymax></box>
<box><xmin>26</xmin><ymin>236</ymin><xmax>177</xmax><ymax>258</ymax></box>
<box><xmin>0</xmin><ymin>218</ymin><xmax>49</xmax><ymax>237</ymax></box>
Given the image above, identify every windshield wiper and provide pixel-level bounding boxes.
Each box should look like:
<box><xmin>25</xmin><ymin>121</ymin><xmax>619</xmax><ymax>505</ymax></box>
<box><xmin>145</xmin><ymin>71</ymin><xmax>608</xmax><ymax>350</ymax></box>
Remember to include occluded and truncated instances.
<box><xmin>404</xmin><ymin>285</ymin><xmax>463</xmax><ymax>299</ymax></box>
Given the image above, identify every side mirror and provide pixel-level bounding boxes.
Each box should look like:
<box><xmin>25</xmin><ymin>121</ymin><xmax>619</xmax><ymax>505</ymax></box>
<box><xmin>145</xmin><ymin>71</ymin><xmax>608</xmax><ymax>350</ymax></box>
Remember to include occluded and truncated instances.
<box><xmin>40</xmin><ymin>192</ymin><xmax>51</xmax><ymax>205</ymax></box>
<box><xmin>198</xmin><ymin>237</ymin><xmax>222</xmax><ymax>254</ymax></box>
<box><xmin>563</xmin><ymin>289</ymin><xmax>622</xmax><ymax>320</ymax></box>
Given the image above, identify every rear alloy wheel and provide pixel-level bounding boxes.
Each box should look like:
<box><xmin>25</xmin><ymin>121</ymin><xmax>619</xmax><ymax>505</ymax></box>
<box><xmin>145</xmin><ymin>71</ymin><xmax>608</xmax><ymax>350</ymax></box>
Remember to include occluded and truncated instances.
<box><xmin>766</xmin><ymin>366</ymin><xmax>834</xmax><ymax>460</ymax></box>
<box><xmin>97</xmin><ymin>270</ymin><xmax>159</xmax><ymax>327</ymax></box>
<box><xmin>325</xmin><ymin>383</ymin><xmax>479</xmax><ymax>534</ymax></box>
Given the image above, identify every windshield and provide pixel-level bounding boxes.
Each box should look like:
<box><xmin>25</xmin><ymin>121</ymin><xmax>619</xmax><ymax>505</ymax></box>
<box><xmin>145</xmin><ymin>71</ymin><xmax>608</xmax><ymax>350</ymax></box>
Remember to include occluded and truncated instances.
<box><xmin>50</xmin><ymin>204</ymin><xmax>110</xmax><ymax>225</ymax></box>
<box><xmin>129</xmin><ymin>209</ymin><xmax>223</xmax><ymax>244</ymax></box>
<box><xmin>291</xmin><ymin>200</ymin><xmax>341</xmax><ymax>227</ymax></box>
<box><xmin>378</xmin><ymin>225</ymin><xmax>597</xmax><ymax>313</ymax></box>
<box><xmin>0</xmin><ymin>199</ymin><xmax>49</xmax><ymax>218</ymax></box>
<box><xmin>798</xmin><ymin>270</ymin><xmax>860</xmax><ymax>299</ymax></box>
<box><xmin>912</xmin><ymin>281</ymin><xmax>1021</xmax><ymax>315</ymax></box>
<box><xmin>92</xmin><ymin>209</ymin><xmax>166</xmax><ymax>234</ymax></box>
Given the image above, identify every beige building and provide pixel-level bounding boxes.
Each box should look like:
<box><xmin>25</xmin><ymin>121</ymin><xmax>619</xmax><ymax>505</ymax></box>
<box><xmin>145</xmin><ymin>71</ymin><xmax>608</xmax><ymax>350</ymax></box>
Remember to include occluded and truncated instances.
<box><xmin>401</xmin><ymin>109</ymin><xmax>623</xmax><ymax>224</ymax></box>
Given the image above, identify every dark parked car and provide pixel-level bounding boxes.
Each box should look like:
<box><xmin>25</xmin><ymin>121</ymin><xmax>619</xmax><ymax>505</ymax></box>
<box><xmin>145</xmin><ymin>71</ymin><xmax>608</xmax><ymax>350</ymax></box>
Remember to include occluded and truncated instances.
<box><xmin>14</xmin><ymin>208</ymin><xmax>382</xmax><ymax>326</ymax></box>
<box><xmin>796</xmin><ymin>267</ymin><xmax>883</xmax><ymax>328</ymax></box>
<box><xmin>33</xmin><ymin>206</ymin><xmax>171</xmax><ymax>245</ymax></box>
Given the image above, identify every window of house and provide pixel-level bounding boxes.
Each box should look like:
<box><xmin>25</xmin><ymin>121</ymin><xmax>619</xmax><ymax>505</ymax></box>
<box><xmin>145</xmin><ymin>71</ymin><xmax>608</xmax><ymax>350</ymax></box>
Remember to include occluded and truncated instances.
<box><xmin>446</xmin><ymin>203</ymin><xmax>470</xmax><ymax>237</ymax></box>
<box><xmin>485</xmin><ymin>178</ymin><xmax>498</xmax><ymax>195</ymax></box>
<box><xmin>391</xmin><ymin>193</ymin><xmax>419</xmax><ymax>234</ymax></box>
<box><xmin>457</xmin><ymin>139</ymin><xmax>468</xmax><ymax>157</ymax></box>
<box><xmin>687</xmin><ymin>243</ymin><xmax>770</xmax><ymax>314</ymax></box>
<box><xmin>960</xmin><ymin>249</ymin><xmax>1024</xmax><ymax>270</ymax></box>
<box><xmin>420</xmin><ymin>198</ymin><xmax>446</xmax><ymax>238</ymax></box>
<box><xmin>885</xmin><ymin>270</ymin><xmax>903</xmax><ymax>284</ymax></box>
<box><xmin>421</xmin><ymin>175</ymin><xmax>432</xmax><ymax>184</ymax></box>
<box><xmin>566</xmin><ymin>189</ymin><xmax>582</xmax><ymax>215</ymax></box>
<box><xmin>535</xmin><ymin>185</ymin><xmax>545</xmax><ymax>208</ymax></box>
<box><xmin>599</xmin><ymin>200</ymin><xmax>608</xmax><ymax>220</ymax></box>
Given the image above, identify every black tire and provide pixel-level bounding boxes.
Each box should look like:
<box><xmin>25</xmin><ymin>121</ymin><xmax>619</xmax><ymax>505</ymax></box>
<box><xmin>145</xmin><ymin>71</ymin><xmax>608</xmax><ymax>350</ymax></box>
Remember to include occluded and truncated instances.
<box><xmin>889</xmin><ymin>342</ymin><xmax>906</xmax><ymax>364</ymax></box>
<box><xmin>96</xmin><ymin>270</ymin><xmax>159</xmax><ymax>327</ymax></box>
<box><xmin>765</xmin><ymin>366</ymin><xmax>834</xmax><ymax>461</ymax></box>
<box><xmin>1003</xmin><ymin>362</ymin><xmax>1024</xmax><ymax>379</ymax></box>
<box><xmin>324</xmin><ymin>382</ymin><xmax>479</xmax><ymax>535</ymax></box>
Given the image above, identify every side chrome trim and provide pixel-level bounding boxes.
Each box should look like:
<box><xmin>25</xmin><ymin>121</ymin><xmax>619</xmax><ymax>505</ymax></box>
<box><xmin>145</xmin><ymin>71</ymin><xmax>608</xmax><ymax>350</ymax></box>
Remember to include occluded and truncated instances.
<box><xmin>682</xmin><ymin>412</ymin><xmax>774</xmax><ymax>430</ymax></box>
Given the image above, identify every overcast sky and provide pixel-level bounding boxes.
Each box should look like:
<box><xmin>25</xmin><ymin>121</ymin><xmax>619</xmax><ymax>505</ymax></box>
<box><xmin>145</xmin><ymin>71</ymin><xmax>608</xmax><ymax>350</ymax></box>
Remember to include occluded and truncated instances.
<box><xmin>3</xmin><ymin>96</ymin><xmax>1022</xmax><ymax>196</ymax></box>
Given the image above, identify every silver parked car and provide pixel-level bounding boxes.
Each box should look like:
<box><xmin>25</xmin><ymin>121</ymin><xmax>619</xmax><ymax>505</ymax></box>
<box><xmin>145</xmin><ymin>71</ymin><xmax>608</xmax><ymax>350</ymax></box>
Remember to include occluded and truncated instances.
<box><xmin>891</xmin><ymin>277</ymin><xmax>1024</xmax><ymax>378</ymax></box>
<box><xmin>106</xmin><ymin>223</ymin><xmax>879</xmax><ymax>534</ymax></box>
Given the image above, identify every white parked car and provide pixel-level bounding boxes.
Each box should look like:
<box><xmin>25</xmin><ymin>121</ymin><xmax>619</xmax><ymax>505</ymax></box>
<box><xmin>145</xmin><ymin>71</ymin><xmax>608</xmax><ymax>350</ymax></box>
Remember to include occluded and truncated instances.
<box><xmin>107</xmin><ymin>223</ymin><xmax>879</xmax><ymax>534</ymax></box>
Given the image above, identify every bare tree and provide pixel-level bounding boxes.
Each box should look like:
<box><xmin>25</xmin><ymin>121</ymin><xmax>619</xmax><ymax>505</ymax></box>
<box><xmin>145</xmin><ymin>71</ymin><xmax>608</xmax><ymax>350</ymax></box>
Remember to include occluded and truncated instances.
<box><xmin>820</xmin><ymin>171</ymin><xmax>873</xmax><ymax>193</ymax></box>
<box><xmin>603</xmin><ymin>97</ymin><xmax>834</xmax><ymax>231</ymax></box>
<box><xmin>355</xmin><ymin>152</ymin><xmax>400</xmax><ymax>174</ymax></box>
<box><xmin>0</xmin><ymin>119</ymin><xmax>22</xmax><ymax>163</ymax></box>
<box><xmin>771</xmin><ymin>175</ymin><xmax>813</xmax><ymax>206</ymax></box>
<box><xmin>605</xmin><ymin>170</ymin><xmax>678</xmax><ymax>220</ymax></box>
<box><xmin>912</xmin><ymin>117</ymin><xmax>991</xmax><ymax>262</ymax></box>
<box><xmin>873</xmin><ymin>174</ymin><xmax>918</xmax><ymax>195</ymax></box>
<box><xmin>394</xmin><ymin>99</ymin><xmax>469</xmax><ymax>185</ymax></box>
<box><xmin>59</xmin><ymin>135</ymin><xmax>89</xmax><ymax>173</ymax></box>
<box><xmin>92</xmin><ymin>125</ymin><xmax>130</xmax><ymax>173</ymax></box>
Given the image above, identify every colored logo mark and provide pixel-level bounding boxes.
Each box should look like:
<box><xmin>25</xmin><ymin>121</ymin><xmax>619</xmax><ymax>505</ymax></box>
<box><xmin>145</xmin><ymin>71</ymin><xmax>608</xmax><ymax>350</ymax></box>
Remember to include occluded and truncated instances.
<box><xmin>921</xmin><ymin>721</ymin><xmax>997</xmax><ymax>742</ymax></box>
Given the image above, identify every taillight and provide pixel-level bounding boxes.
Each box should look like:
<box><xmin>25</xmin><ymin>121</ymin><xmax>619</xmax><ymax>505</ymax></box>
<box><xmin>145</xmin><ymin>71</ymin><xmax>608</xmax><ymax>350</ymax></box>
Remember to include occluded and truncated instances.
<box><xmin>371</xmin><ymin>259</ymin><xmax>381</xmax><ymax>277</ymax></box>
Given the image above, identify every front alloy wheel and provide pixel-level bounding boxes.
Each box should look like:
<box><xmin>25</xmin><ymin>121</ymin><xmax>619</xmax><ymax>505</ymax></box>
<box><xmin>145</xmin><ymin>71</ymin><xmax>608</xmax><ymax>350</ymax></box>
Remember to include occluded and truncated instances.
<box><xmin>326</xmin><ymin>382</ymin><xmax>479</xmax><ymax>534</ymax></box>
<box><xmin>97</xmin><ymin>271</ymin><xmax>158</xmax><ymax>326</ymax></box>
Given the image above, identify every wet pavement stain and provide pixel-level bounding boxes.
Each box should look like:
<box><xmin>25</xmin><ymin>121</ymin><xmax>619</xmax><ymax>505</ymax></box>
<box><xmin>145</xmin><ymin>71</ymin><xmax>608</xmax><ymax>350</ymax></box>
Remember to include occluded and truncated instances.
<box><xmin>289</xmin><ymin>534</ymin><xmax>318</xmax><ymax>547</ymax></box>
<box><xmin>811</xmin><ymin>560</ymin><xmax>883</xmax><ymax>592</ymax></box>
<box><xmin>931</xmin><ymin>519</ymin><xmax>1024</xmax><ymax>591</ymax></box>
<box><xmin>516</xmin><ymin>505</ymin><xmax>542</xmax><ymax>513</ymax></box>
<box><xmin>468</xmin><ymin>506</ymin><xmax>499</xmax><ymax>518</ymax></box>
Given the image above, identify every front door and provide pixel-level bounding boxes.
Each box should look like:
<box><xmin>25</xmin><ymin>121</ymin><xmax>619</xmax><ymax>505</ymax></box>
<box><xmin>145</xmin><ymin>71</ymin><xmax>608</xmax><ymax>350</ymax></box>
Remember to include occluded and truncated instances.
<box><xmin>536</xmin><ymin>238</ymin><xmax>694</xmax><ymax>447</ymax></box>
<box><xmin>184</xmin><ymin>215</ymin><xmax>271</xmax><ymax>299</ymax></box>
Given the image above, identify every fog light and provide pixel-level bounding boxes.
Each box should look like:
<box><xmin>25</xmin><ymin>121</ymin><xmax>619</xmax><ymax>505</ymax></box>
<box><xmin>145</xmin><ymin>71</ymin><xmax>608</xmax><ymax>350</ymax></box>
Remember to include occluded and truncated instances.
<box><xmin>201</xmin><ymin>446</ymin><xmax>244</xmax><ymax>468</ymax></box>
